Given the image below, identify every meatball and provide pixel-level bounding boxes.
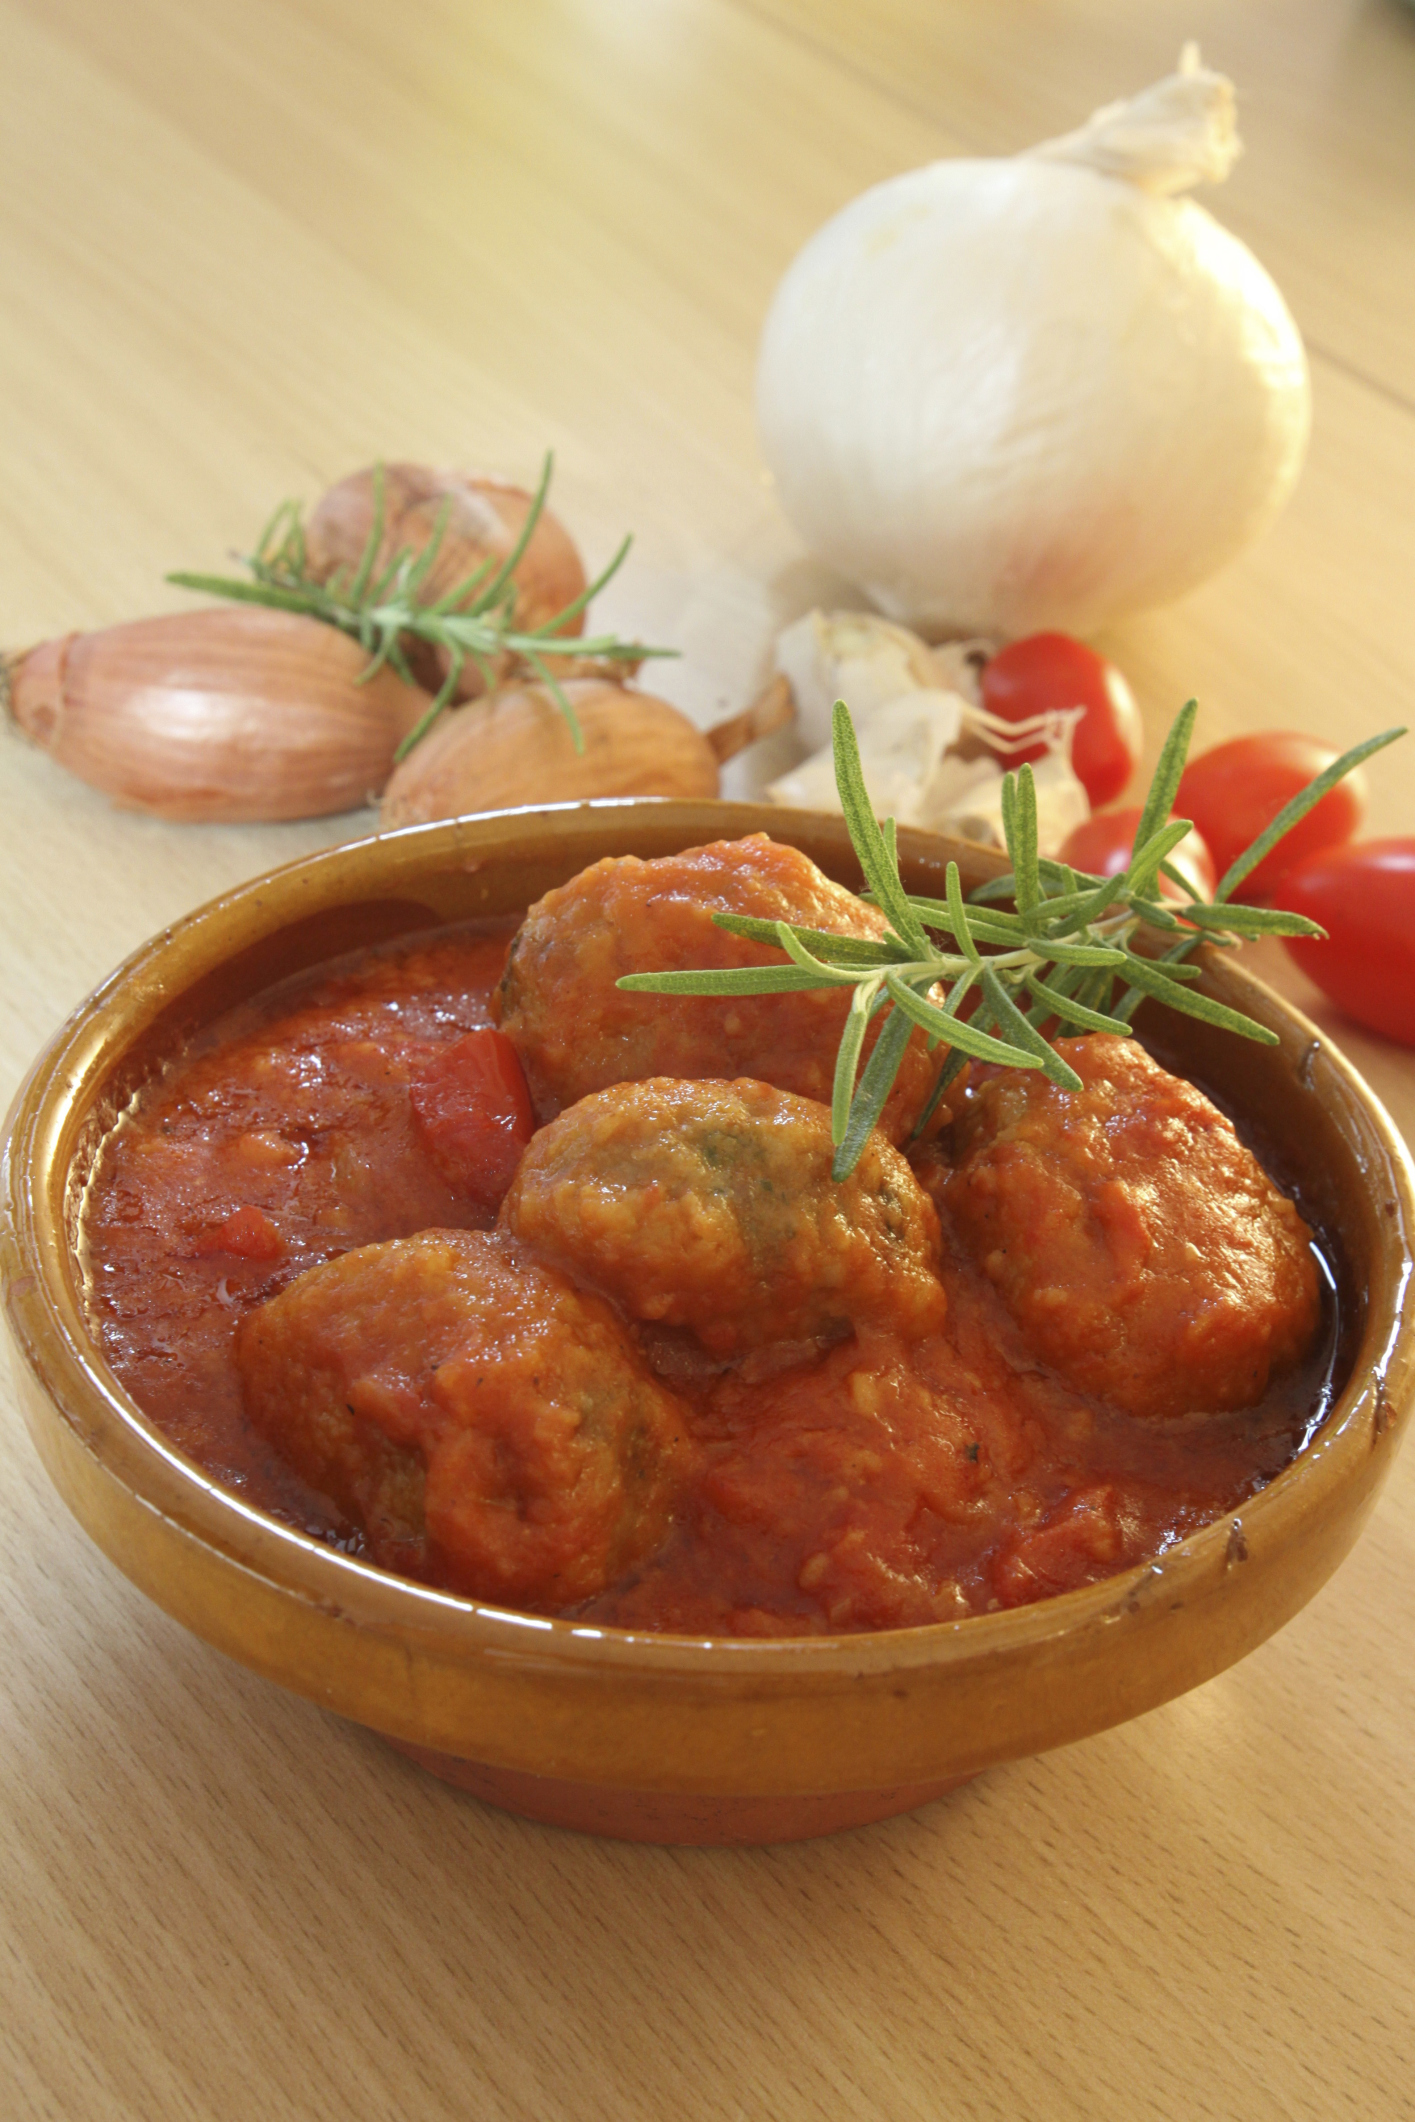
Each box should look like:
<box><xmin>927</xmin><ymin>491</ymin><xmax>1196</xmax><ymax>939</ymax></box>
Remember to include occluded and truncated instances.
<box><xmin>501</xmin><ymin>1077</ymin><xmax>947</xmax><ymax>1356</ymax></box>
<box><xmin>494</xmin><ymin>834</ymin><xmax>944</xmax><ymax>1140</ymax></box>
<box><xmin>235</xmin><ymin>1228</ymin><xmax>690</xmax><ymax>1608</ymax></box>
<box><xmin>944</xmin><ymin>1036</ymin><xmax>1320</xmax><ymax>1420</ymax></box>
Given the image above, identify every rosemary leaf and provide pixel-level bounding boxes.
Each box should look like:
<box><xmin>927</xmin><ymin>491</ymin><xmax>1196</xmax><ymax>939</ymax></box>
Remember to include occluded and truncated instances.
<box><xmin>882</xmin><ymin>973</ymin><xmax>1034</xmax><ymax>1068</ymax></box>
<box><xmin>833</xmin><ymin>1006</ymin><xmax>918</xmax><ymax>1178</ymax></box>
<box><xmin>617</xmin><ymin>965</ymin><xmax>836</xmax><ymax>996</ymax></box>
<box><xmin>831</xmin><ymin>979</ymin><xmax>884</xmax><ymax>1142</ymax></box>
<box><xmin>946</xmin><ymin>860</ymin><xmax>982</xmax><ymax>965</ymax></box>
<box><xmin>906</xmin><ymin>896</ymin><xmax>1030</xmax><ymax>945</ymax></box>
<box><xmin>710</xmin><ymin>913</ymin><xmax>909</xmax><ymax>967</ymax></box>
<box><xmin>529</xmin><ymin>531</ymin><xmax>634</xmax><ymax>640</ymax></box>
<box><xmin>1176</xmin><ymin>902</ymin><xmax>1327</xmax><ymax>938</ymax></box>
<box><xmin>1028</xmin><ymin>937</ymin><xmax>1128</xmax><ymax>968</ymax></box>
<box><xmin>1036</xmin><ymin>872</ymin><xmax>1132</xmax><ymax>929</ymax></box>
<box><xmin>1124</xmin><ymin>816</ymin><xmax>1201</xmax><ymax>901</ymax></box>
<box><xmin>772</xmin><ymin>922</ymin><xmax>874</xmax><ymax>986</ymax></box>
<box><xmin>1126</xmin><ymin>897</ymin><xmax>1184</xmax><ymax>932</ymax></box>
<box><xmin>1213</xmin><ymin>725</ymin><xmax>1406</xmax><ymax>902</ymax></box>
<box><xmin>476</xmin><ymin>451</ymin><xmax>555</xmax><ymax>613</ymax></box>
<box><xmin>1113</xmin><ymin>951</ymin><xmax>1280</xmax><ymax>1042</ymax></box>
<box><xmin>980</xmin><ymin>965</ymin><xmax>1084</xmax><ymax>1089</ymax></box>
<box><xmin>1010</xmin><ymin>765</ymin><xmax>1042</xmax><ymax>917</ymax></box>
<box><xmin>1131</xmin><ymin>698</ymin><xmax>1198</xmax><ymax>860</ymax></box>
<box><xmin>831</xmin><ymin>701</ymin><xmax>932</xmax><ymax>955</ymax></box>
<box><xmin>166</xmin><ymin>571</ymin><xmax>312</xmax><ymax>612</ymax></box>
<box><xmin>1025</xmin><ymin>972</ymin><xmax>1135</xmax><ymax>1037</ymax></box>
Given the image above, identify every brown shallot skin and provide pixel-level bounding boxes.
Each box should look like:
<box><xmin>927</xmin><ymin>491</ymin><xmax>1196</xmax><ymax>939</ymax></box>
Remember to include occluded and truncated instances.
<box><xmin>943</xmin><ymin>1035</ymin><xmax>1320</xmax><ymax>1420</ymax></box>
<box><xmin>380</xmin><ymin>678</ymin><xmax>720</xmax><ymax>827</ymax></box>
<box><xmin>6</xmin><ymin>607</ymin><xmax>433</xmax><ymax>821</ymax></box>
<box><xmin>304</xmin><ymin>464</ymin><xmax>587</xmax><ymax>700</ymax></box>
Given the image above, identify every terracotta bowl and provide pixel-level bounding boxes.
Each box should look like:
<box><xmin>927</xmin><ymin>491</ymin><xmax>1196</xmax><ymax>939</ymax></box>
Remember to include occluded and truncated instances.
<box><xmin>3</xmin><ymin>801</ymin><xmax>1413</xmax><ymax>1845</ymax></box>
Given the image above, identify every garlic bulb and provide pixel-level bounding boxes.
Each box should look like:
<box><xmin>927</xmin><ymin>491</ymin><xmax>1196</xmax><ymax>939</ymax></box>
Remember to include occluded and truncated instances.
<box><xmin>769</xmin><ymin>689</ymin><xmax>1089</xmax><ymax>852</ymax></box>
<box><xmin>775</xmin><ymin>610</ymin><xmax>949</xmax><ymax>750</ymax></box>
<box><xmin>756</xmin><ymin>49</ymin><xmax>1310</xmax><ymax>637</ymax></box>
<box><xmin>766</xmin><ymin>607</ymin><xmax>1089</xmax><ymax>851</ymax></box>
<box><xmin>5</xmin><ymin>609</ymin><xmax>431</xmax><ymax>821</ymax></box>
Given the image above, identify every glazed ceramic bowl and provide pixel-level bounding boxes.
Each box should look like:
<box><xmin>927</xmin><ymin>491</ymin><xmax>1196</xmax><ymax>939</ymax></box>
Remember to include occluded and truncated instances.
<box><xmin>3</xmin><ymin>801</ymin><xmax>1413</xmax><ymax>1844</ymax></box>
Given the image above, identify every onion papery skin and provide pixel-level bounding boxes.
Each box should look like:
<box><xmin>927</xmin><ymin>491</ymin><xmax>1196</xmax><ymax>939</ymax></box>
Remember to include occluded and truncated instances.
<box><xmin>380</xmin><ymin>679</ymin><xmax>720</xmax><ymax>828</ymax></box>
<box><xmin>305</xmin><ymin>465</ymin><xmax>587</xmax><ymax>699</ymax></box>
<box><xmin>8</xmin><ymin>609</ymin><xmax>433</xmax><ymax>822</ymax></box>
<box><xmin>756</xmin><ymin>159</ymin><xmax>1310</xmax><ymax>637</ymax></box>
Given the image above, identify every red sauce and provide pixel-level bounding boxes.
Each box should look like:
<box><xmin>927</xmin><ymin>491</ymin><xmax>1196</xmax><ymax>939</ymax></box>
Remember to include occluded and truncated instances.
<box><xmin>82</xmin><ymin>925</ymin><xmax>1338</xmax><ymax>1634</ymax></box>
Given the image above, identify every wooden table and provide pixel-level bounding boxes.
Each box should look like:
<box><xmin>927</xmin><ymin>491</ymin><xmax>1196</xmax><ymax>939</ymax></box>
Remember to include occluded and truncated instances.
<box><xmin>3</xmin><ymin>3</ymin><xmax>1413</xmax><ymax>2115</ymax></box>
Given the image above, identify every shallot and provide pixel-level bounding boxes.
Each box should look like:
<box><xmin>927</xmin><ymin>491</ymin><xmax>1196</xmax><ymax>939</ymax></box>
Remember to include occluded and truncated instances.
<box><xmin>381</xmin><ymin>678</ymin><xmax>722</xmax><ymax>826</ymax></box>
<box><xmin>304</xmin><ymin>464</ymin><xmax>587</xmax><ymax>698</ymax></box>
<box><xmin>4</xmin><ymin>608</ymin><xmax>431</xmax><ymax>821</ymax></box>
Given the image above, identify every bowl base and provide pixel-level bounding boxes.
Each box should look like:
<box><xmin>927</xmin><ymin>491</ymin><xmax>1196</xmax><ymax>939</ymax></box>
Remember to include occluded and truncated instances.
<box><xmin>384</xmin><ymin>1739</ymin><xmax>971</xmax><ymax>1843</ymax></box>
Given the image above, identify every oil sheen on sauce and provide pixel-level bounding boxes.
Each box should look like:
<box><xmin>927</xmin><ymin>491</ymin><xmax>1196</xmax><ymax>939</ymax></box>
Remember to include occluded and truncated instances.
<box><xmin>80</xmin><ymin>925</ymin><xmax>1342</xmax><ymax>1637</ymax></box>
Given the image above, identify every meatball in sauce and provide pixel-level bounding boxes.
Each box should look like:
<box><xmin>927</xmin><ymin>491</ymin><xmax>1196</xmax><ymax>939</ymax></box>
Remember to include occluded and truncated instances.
<box><xmin>501</xmin><ymin>1076</ymin><xmax>946</xmax><ymax>1357</ymax></box>
<box><xmin>82</xmin><ymin>837</ymin><xmax>1334</xmax><ymax>1635</ymax></box>
<box><xmin>494</xmin><ymin>835</ymin><xmax>945</xmax><ymax>1143</ymax></box>
<box><xmin>237</xmin><ymin>1228</ymin><xmax>691</xmax><ymax>1609</ymax></box>
<box><xmin>944</xmin><ymin>1037</ymin><xmax>1319</xmax><ymax>1420</ymax></box>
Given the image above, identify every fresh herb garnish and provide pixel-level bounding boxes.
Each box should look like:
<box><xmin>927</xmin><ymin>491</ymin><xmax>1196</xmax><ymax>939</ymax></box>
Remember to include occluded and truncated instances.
<box><xmin>619</xmin><ymin>698</ymin><xmax>1404</xmax><ymax>1178</ymax></box>
<box><xmin>168</xmin><ymin>454</ymin><xmax>672</xmax><ymax>758</ymax></box>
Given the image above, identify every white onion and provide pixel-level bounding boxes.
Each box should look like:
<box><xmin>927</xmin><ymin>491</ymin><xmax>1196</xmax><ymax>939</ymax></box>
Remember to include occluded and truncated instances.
<box><xmin>756</xmin><ymin>51</ymin><xmax>1310</xmax><ymax>638</ymax></box>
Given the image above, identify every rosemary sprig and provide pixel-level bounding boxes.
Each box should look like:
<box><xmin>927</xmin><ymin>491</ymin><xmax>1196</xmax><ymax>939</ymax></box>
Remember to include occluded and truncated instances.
<box><xmin>619</xmin><ymin>698</ymin><xmax>1405</xmax><ymax>1178</ymax></box>
<box><xmin>167</xmin><ymin>453</ymin><xmax>673</xmax><ymax>758</ymax></box>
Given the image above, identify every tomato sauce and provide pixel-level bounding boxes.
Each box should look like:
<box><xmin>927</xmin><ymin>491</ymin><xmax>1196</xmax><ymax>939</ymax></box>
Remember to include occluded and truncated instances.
<box><xmin>81</xmin><ymin>925</ymin><xmax>1339</xmax><ymax>1634</ymax></box>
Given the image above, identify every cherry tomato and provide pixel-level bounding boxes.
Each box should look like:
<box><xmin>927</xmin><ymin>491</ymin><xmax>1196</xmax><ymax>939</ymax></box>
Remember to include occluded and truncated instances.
<box><xmin>409</xmin><ymin>1028</ymin><xmax>535</xmax><ymax>1211</ymax></box>
<box><xmin>1174</xmin><ymin>732</ymin><xmax>1367</xmax><ymax>901</ymax></box>
<box><xmin>980</xmin><ymin>632</ymin><xmax>1142</xmax><ymax>808</ymax></box>
<box><xmin>1059</xmin><ymin>808</ymin><xmax>1217</xmax><ymax>901</ymax></box>
<box><xmin>1273</xmin><ymin>839</ymin><xmax>1415</xmax><ymax>1047</ymax></box>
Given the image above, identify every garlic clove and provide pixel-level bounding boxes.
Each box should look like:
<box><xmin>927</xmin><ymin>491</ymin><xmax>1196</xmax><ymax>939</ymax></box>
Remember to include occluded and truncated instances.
<box><xmin>379</xmin><ymin>679</ymin><xmax>721</xmax><ymax>828</ymax></box>
<box><xmin>768</xmin><ymin>689</ymin><xmax>968</xmax><ymax>825</ymax></box>
<box><xmin>920</xmin><ymin>746</ymin><xmax>1091</xmax><ymax>854</ymax></box>
<box><xmin>305</xmin><ymin>465</ymin><xmax>588</xmax><ymax>699</ymax></box>
<box><xmin>765</xmin><ymin>678</ymin><xmax>1090</xmax><ymax>854</ymax></box>
<box><xmin>6</xmin><ymin>608</ymin><xmax>432</xmax><ymax>822</ymax></box>
<box><xmin>774</xmin><ymin>609</ymin><xmax>948</xmax><ymax>750</ymax></box>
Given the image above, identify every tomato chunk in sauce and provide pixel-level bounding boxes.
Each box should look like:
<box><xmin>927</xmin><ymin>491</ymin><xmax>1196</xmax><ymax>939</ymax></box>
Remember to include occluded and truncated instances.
<box><xmin>82</xmin><ymin>883</ymin><xmax>1336</xmax><ymax>1635</ymax></box>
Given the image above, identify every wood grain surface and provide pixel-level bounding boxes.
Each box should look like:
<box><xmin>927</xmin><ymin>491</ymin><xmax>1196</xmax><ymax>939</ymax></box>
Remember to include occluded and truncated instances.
<box><xmin>2</xmin><ymin>3</ymin><xmax>1412</xmax><ymax>2116</ymax></box>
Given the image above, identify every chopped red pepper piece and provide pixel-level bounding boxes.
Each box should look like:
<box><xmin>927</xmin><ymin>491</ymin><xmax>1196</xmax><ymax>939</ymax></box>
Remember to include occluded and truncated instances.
<box><xmin>409</xmin><ymin>1028</ymin><xmax>535</xmax><ymax>1214</ymax></box>
<box><xmin>195</xmin><ymin>1204</ymin><xmax>285</xmax><ymax>1260</ymax></box>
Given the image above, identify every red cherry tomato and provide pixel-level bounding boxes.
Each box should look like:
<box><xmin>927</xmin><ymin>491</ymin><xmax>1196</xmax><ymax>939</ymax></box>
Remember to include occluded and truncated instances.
<box><xmin>1175</xmin><ymin>732</ymin><xmax>1367</xmax><ymax>901</ymax></box>
<box><xmin>980</xmin><ymin>632</ymin><xmax>1142</xmax><ymax>809</ymax></box>
<box><xmin>409</xmin><ymin>1028</ymin><xmax>535</xmax><ymax>1212</ymax></box>
<box><xmin>1059</xmin><ymin>808</ymin><xmax>1217</xmax><ymax>901</ymax></box>
<box><xmin>1273</xmin><ymin>838</ymin><xmax>1415</xmax><ymax>1047</ymax></box>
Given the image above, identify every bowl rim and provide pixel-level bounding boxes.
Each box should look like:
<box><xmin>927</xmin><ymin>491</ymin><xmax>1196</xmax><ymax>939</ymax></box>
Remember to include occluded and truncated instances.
<box><xmin>4</xmin><ymin>796</ymin><xmax>1414</xmax><ymax>1694</ymax></box>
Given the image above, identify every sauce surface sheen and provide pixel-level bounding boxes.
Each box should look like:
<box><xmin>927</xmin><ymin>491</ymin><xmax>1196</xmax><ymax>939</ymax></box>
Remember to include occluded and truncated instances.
<box><xmin>82</xmin><ymin>923</ymin><xmax>1338</xmax><ymax>1636</ymax></box>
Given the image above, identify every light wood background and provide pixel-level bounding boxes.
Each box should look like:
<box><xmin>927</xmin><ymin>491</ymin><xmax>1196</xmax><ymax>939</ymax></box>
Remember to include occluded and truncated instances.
<box><xmin>2</xmin><ymin>3</ymin><xmax>1413</xmax><ymax>2117</ymax></box>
